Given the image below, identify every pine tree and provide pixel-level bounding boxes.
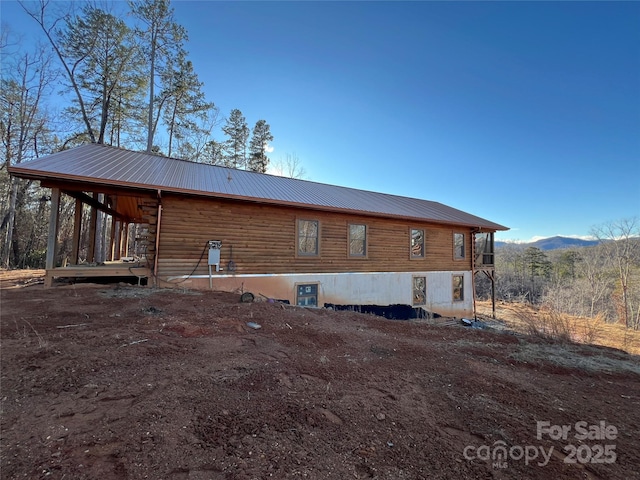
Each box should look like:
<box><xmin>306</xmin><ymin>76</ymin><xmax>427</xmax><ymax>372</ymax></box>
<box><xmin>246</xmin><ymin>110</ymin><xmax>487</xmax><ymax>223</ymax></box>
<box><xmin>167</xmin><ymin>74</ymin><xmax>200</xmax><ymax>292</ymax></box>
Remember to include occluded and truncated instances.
<box><xmin>248</xmin><ymin>120</ymin><xmax>273</xmax><ymax>173</ymax></box>
<box><xmin>222</xmin><ymin>109</ymin><xmax>249</xmax><ymax>169</ymax></box>
<box><xmin>523</xmin><ymin>247</ymin><xmax>551</xmax><ymax>303</ymax></box>
<box><xmin>59</xmin><ymin>5</ymin><xmax>142</xmax><ymax>145</ymax></box>
<box><xmin>129</xmin><ymin>0</ymin><xmax>186</xmax><ymax>153</ymax></box>
<box><xmin>202</xmin><ymin>139</ymin><xmax>225</xmax><ymax>165</ymax></box>
<box><xmin>161</xmin><ymin>51</ymin><xmax>216</xmax><ymax>159</ymax></box>
<box><xmin>20</xmin><ymin>1</ymin><xmax>136</xmax><ymax>143</ymax></box>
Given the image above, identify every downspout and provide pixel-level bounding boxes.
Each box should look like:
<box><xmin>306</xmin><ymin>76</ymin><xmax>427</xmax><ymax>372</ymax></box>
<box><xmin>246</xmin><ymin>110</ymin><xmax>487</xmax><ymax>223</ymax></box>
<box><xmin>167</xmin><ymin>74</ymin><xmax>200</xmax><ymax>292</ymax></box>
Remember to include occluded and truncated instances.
<box><xmin>153</xmin><ymin>189</ymin><xmax>162</xmax><ymax>286</ymax></box>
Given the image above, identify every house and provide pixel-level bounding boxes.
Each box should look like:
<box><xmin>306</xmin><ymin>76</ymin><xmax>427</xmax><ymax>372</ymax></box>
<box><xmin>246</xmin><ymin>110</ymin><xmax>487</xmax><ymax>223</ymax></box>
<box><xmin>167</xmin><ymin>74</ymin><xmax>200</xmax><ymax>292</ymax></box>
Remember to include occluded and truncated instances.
<box><xmin>9</xmin><ymin>143</ymin><xmax>508</xmax><ymax>318</ymax></box>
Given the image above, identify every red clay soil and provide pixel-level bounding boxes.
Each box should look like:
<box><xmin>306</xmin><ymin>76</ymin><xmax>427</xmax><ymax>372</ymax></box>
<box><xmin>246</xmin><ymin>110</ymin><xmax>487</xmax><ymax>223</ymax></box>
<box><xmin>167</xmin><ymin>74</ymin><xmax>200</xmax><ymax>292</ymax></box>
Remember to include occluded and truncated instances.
<box><xmin>1</xmin><ymin>270</ymin><xmax>639</xmax><ymax>480</ymax></box>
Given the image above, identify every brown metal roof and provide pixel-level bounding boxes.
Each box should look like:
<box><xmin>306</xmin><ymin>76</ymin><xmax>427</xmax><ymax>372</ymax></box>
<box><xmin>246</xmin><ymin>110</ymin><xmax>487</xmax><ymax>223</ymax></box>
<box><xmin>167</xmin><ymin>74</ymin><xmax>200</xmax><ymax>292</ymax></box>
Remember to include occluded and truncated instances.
<box><xmin>9</xmin><ymin>143</ymin><xmax>508</xmax><ymax>231</ymax></box>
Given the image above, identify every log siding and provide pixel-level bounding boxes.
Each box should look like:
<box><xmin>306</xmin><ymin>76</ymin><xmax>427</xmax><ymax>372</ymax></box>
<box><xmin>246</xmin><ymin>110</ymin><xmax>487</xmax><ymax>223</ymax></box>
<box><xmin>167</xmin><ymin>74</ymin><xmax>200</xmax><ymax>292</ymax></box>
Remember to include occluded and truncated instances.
<box><xmin>156</xmin><ymin>194</ymin><xmax>473</xmax><ymax>279</ymax></box>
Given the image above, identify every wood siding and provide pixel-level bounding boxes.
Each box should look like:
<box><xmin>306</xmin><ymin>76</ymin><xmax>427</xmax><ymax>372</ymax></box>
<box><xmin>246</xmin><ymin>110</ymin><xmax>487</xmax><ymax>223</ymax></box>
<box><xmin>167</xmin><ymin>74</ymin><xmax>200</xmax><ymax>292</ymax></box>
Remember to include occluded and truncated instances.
<box><xmin>157</xmin><ymin>194</ymin><xmax>474</xmax><ymax>278</ymax></box>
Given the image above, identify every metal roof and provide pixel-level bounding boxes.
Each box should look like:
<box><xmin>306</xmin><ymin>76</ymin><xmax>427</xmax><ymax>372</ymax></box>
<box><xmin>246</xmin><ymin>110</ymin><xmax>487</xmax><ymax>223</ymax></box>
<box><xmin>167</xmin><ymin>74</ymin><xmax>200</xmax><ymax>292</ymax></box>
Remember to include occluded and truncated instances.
<box><xmin>9</xmin><ymin>143</ymin><xmax>508</xmax><ymax>231</ymax></box>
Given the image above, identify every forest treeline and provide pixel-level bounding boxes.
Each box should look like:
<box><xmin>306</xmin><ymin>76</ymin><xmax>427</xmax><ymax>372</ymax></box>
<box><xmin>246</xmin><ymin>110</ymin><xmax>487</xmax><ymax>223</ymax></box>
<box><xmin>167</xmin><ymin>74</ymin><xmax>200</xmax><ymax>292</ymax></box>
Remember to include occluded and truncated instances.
<box><xmin>2</xmin><ymin>0</ymin><xmax>273</xmax><ymax>168</ymax></box>
<box><xmin>0</xmin><ymin>0</ymin><xmax>286</xmax><ymax>269</ymax></box>
<box><xmin>475</xmin><ymin>218</ymin><xmax>640</xmax><ymax>330</ymax></box>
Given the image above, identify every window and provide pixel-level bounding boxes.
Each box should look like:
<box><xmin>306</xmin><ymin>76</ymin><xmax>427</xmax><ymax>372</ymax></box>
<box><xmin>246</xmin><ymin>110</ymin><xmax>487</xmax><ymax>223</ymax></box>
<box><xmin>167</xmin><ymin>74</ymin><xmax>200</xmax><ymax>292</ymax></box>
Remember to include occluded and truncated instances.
<box><xmin>297</xmin><ymin>283</ymin><xmax>318</xmax><ymax>307</ymax></box>
<box><xmin>454</xmin><ymin>233</ymin><xmax>465</xmax><ymax>259</ymax></box>
<box><xmin>413</xmin><ymin>276</ymin><xmax>426</xmax><ymax>306</ymax></box>
<box><xmin>298</xmin><ymin>219</ymin><xmax>319</xmax><ymax>256</ymax></box>
<box><xmin>452</xmin><ymin>275</ymin><xmax>464</xmax><ymax>302</ymax></box>
<box><xmin>349</xmin><ymin>224</ymin><xmax>367</xmax><ymax>257</ymax></box>
<box><xmin>411</xmin><ymin>229</ymin><xmax>424</xmax><ymax>258</ymax></box>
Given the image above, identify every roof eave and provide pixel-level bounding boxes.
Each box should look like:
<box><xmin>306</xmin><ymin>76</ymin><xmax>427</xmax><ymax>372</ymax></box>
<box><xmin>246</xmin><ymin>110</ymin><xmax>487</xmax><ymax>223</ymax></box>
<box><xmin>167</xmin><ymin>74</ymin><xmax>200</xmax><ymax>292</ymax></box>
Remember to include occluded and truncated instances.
<box><xmin>10</xmin><ymin>166</ymin><xmax>508</xmax><ymax>232</ymax></box>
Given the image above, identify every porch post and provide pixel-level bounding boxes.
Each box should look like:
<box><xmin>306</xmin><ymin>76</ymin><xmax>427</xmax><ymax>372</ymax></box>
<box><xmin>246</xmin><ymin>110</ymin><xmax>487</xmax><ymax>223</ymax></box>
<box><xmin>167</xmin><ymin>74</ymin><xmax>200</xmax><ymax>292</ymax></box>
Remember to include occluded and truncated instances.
<box><xmin>109</xmin><ymin>217</ymin><xmax>117</xmax><ymax>261</ymax></box>
<box><xmin>71</xmin><ymin>197</ymin><xmax>83</xmax><ymax>265</ymax></box>
<box><xmin>123</xmin><ymin>223</ymin><xmax>130</xmax><ymax>257</ymax></box>
<box><xmin>87</xmin><ymin>193</ymin><xmax>98</xmax><ymax>263</ymax></box>
<box><xmin>113</xmin><ymin>219</ymin><xmax>123</xmax><ymax>260</ymax></box>
<box><xmin>492</xmin><ymin>272</ymin><xmax>497</xmax><ymax>319</ymax></box>
<box><xmin>44</xmin><ymin>188</ymin><xmax>60</xmax><ymax>287</ymax></box>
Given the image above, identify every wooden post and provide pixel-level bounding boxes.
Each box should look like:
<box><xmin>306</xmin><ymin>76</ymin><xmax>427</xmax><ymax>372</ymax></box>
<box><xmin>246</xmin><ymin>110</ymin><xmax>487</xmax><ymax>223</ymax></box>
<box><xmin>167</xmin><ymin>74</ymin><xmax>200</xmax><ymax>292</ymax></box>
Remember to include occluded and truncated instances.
<box><xmin>123</xmin><ymin>223</ymin><xmax>129</xmax><ymax>257</ymax></box>
<box><xmin>153</xmin><ymin>203</ymin><xmax>162</xmax><ymax>287</ymax></box>
<box><xmin>71</xmin><ymin>198</ymin><xmax>83</xmax><ymax>265</ymax></box>
<box><xmin>109</xmin><ymin>217</ymin><xmax>117</xmax><ymax>261</ymax></box>
<box><xmin>95</xmin><ymin>193</ymin><xmax>104</xmax><ymax>263</ymax></box>
<box><xmin>113</xmin><ymin>220</ymin><xmax>123</xmax><ymax>260</ymax></box>
<box><xmin>87</xmin><ymin>193</ymin><xmax>98</xmax><ymax>263</ymax></box>
<box><xmin>491</xmin><ymin>271</ymin><xmax>497</xmax><ymax>319</ymax></box>
<box><xmin>44</xmin><ymin>188</ymin><xmax>60</xmax><ymax>288</ymax></box>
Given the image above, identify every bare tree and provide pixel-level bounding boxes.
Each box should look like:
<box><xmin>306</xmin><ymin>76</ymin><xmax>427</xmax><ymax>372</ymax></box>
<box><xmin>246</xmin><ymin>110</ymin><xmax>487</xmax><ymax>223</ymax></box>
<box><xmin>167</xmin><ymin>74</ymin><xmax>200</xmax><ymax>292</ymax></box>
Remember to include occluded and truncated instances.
<box><xmin>270</xmin><ymin>153</ymin><xmax>307</xmax><ymax>179</ymax></box>
<box><xmin>591</xmin><ymin>217</ymin><xmax>640</xmax><ymax>328</ymax></box>
<box><xmin>19</xmin><ymin>0</ymin><xmax>98</xmax><ymax>143</ymax></box>
<box><xmin>177</xmin><ymin>105</ymin><xmax>220</xmax><ymax>162</ymax></box>
<box><xmin>575</xmin><ymin>246</ymin><xmax>612</xmax><ymax>319</ymax></box>
<box><xmin>0</xmin><ymin>34</ymin><xmax>54</xmax><ymax>267</ymax></box>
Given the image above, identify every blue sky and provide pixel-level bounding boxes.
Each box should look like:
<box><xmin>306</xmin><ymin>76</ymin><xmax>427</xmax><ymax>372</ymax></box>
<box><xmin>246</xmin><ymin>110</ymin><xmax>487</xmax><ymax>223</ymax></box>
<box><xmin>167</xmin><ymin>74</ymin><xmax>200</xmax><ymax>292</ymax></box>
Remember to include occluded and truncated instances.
<box><xmin>2</xmin><ymin>1</ymin><xmax>639</xmax><ymax>242</ymax></box>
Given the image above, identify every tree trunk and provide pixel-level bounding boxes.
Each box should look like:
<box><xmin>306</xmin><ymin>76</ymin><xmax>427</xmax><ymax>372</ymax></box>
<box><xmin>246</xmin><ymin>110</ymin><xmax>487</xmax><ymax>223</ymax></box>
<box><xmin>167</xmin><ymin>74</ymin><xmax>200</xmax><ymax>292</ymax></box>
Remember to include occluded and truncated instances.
<box><xmin>146</xmin><ymin>30</ymin><xmax>157</xmax><ymax>153</ymax></box>
<box><xmin>3</xmin><ymin>179</ymin><xmax>19</xmax><ymax>268</ymax></box>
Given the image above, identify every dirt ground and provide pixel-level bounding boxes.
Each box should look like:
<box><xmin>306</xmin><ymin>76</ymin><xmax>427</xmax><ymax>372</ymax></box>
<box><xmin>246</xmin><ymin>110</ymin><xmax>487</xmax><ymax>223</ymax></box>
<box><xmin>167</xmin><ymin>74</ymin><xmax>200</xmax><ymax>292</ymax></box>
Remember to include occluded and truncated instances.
<box><xmin>1</xmin><ymin>270</ymin><xmax>639</xmax><ymax>480</ymax></box>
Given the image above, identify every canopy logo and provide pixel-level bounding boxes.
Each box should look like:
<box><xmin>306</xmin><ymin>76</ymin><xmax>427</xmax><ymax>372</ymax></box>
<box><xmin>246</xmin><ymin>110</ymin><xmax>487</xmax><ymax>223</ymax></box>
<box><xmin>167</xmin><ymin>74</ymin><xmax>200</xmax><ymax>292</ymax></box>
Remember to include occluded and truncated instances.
<box><xmin>463</xmin><ymin>420</ymin><xmax>618</xmax><ymax>469</ymax></box>
<box><xmin>463</xmin><ymin>441</ymin><xmax>552</xmax><ymax>469</ymax></box>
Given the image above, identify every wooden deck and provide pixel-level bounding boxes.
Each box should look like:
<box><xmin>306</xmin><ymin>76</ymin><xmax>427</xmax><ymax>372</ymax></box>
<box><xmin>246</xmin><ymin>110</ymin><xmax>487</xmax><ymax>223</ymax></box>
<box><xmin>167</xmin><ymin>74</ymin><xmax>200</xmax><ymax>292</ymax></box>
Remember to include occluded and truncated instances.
<box><xmin>45</xmin><ymin>262</ymin><xmax>151</xmax><ymax>287</ymax></box>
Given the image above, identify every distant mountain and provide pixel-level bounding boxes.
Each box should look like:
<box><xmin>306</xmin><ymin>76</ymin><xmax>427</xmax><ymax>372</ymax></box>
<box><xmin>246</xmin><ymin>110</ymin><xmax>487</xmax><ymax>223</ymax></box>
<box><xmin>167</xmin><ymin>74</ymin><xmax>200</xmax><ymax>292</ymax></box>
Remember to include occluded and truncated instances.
<box><xmin>496</xmin><ymin>236</ymin><xmax>600</xmax><ymax>251</ymax></box>
<box><xmin>531</xmin><ymin>236</ymin><xmax>600</xmax><ymax>250</ymax></box>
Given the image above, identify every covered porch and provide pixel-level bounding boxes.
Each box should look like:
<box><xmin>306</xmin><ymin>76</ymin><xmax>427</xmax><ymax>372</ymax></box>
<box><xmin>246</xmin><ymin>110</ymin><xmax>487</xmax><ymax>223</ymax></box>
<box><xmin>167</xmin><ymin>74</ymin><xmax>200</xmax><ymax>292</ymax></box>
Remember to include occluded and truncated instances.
<box><xmin>473</xmin><ymin>231</ymin><xmax>498</xmax><ymax>319</ymax></box>
<box><xmin>43</xmin><ymin>184</ymin><xmax>158</xmax><ymax>287</ymax></box>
